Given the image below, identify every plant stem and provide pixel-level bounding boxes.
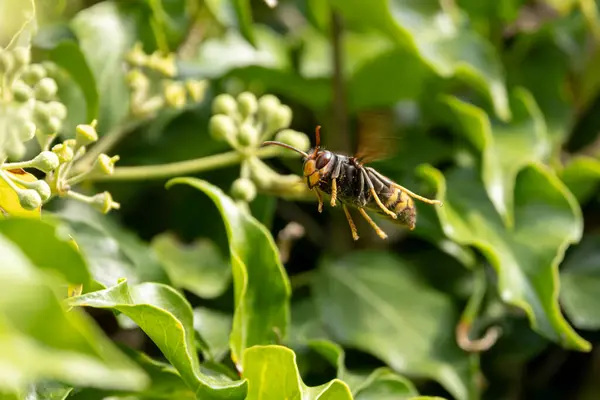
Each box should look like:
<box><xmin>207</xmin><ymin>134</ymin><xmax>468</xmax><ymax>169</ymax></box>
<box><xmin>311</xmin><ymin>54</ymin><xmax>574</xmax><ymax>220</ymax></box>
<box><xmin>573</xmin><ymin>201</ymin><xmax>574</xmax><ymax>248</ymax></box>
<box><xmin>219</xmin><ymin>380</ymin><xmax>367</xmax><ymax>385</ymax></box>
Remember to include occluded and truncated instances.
<box><xmin>86</xmin><ymin>146</ymin><xmax>282</xmax><ymax>181</ymax></box>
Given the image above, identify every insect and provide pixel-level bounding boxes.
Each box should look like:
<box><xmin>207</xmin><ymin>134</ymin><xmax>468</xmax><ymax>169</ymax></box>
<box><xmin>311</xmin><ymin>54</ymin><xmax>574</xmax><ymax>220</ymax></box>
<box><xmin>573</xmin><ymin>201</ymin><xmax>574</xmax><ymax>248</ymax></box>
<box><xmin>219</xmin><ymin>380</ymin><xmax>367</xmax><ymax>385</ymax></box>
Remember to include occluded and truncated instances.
<box><xmin>262</xmin><ymin>125</ymin><xmax>443</xmax><ymax>240</ymax></box>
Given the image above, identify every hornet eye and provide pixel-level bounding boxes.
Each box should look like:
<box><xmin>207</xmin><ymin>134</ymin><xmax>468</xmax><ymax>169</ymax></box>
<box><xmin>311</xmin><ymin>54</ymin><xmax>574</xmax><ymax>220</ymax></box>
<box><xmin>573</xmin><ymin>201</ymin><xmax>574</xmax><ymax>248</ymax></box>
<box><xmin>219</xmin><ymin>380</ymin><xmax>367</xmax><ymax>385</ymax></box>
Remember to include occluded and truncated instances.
<box><xmin>316</xmin><ymin>152</ymin><xmax>332</xmax><ymax>169</ymax></box>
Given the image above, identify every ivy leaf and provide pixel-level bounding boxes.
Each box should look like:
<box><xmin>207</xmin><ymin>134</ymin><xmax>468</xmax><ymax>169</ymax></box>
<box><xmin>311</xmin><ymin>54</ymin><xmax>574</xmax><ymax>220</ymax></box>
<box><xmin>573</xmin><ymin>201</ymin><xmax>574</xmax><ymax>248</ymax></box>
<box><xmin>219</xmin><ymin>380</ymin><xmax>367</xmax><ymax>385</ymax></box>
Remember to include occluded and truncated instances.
<box><xmin>559</xmin><ymin>156</ymin><xmax>600</xmax><ymax>204</ymax></box>
<box><xmin>193</xmin><ymin>307</ymin><xmax>232</xmax><ymax>362</ymax></box>
<box><xmin>560</xmin><ymin>234</ymin><xmax>600</xmax><ymax>330</ymax></box>
<box><xmin>242</xmin><ymin>345</ymin><xmax>352</xmax><ymax>399</ymax></box>
<box><xmin>0</xmin><ymin>170</ymin><xmax>41</xmax><ymax>219</ymax></box>
<box><xmin>329</xmin><ymin>0</ymin><xmax>510</xmax><ymax>120</ymax></box>
<box><xmin>441</xmin><ymin>88</ymin><xmax>549</xmax><ymax>227</ymax></box>
<box><xmin>70</xmin><ymin>1</ymin><xmax>136</xmax><ymax>132</ymax></box>
<box><xmin>312</xmin><ymin>251</ymin><xmax>476</xmax><ymax>400</ymax></box>
<box><xmin>166</xmin><ymin>178</ymin><xmax>291</xmax><ymax>368</ymax></box>
<box><xmin>67</xmin><ymin>280</ymin><xmax>246</xmax><ymax>399</ymax></box>
<box><xmin>0</xmin><ymin>218</ymin><xmax>99</xmax><ymax>293</ymax></box>
<box><xmin>420</xmin><ymin>163</ymin><xmax>590</xmax><ymax>351</ymax></box>
<box><xmin>0</xmin><ymin>234</ymin><xmax>148</xmax><ymax>393</ymax></box>
<box><xmin>47</xmin><ymin>40</ymin><xmax>99</xmax><ymax>125</ymax></box>
<box><xmin>24</xmin><ymin>382</ymin><xmax>73</xmax><ymax>400</ymax></box>
<box><xmin>152</xmin><ymin>233</ymin><xmax>232</xmax><ymax>299</ymax></box>
<box><xmin>232</xmin><ymin>0</ymin><xmax>256</xmax><ymax>46</ymax></box>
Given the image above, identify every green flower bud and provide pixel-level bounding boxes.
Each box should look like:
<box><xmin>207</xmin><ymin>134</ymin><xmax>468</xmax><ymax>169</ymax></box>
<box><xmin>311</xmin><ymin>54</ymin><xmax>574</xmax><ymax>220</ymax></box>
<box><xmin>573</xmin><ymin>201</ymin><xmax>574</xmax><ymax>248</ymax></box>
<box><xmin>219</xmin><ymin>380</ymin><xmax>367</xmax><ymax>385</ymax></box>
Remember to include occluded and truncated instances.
<box><xmin>209</xmin><ymin>114</ymin><xmax>237</xmax><ymax>142</ymax></box>
<box><xmin>41</xmin><ymin>61</ymin><xmax>59</xmax><ymax>78</ymax></box>
<box><xmin>185</xmin><ymin>79</ymin><xmax>208</xmax><ymax>103</ymax></box>
<box><xmin>163</xmin><ymin>81</ymin><xmax>186</xmax><ymax>109</ymax></box>
<box><xmin>125</xmin><ymin>42</ymin><xmax>147</xmax><ymax>66</ymax></box>
<box><xmin>18</xmin><ymin>188</ymin><xmax>42</xmax><ymax>210</ymax></box>
<box><xmin>212</xmin><ymin>93</ymin><xmax>238</xmax><ymax>116</ymax></box>
<box><xmin>32</xmin><ymin>151</ymin><xmax>60</xmax><ymax>173</ymax></box>
<box><xmin>274</xmin><ymin>129</ymin><xmax>311</xmax><ymax>157</ymax></box>
<box><xmin>30</xmin><ymin>180</ymin><xmax>51</xmax><ymax>202</ymax></box>
<box><xmin>237</xmin><ymin>92</ymin><xmax>258</xmax><ymax>119</ymax></box>
<box><xmin>231</xmin><ymin>177</ymin><xmax>257</xmax><ymax>202</ymax></box>
<box><xmin>238</xmin><ymin>122</ymin><xmax>259</xmax><ymax>147</ymax></box>
<box><xmin>33</xmin><ymin>101</ymin><xmax>51</xmax><ymax>123</ymax></box>
<box><xmin>52</xmin><ymin>143</ymin><xmax>74</xmax><ymax>163</ymax></box>
<box><xmin>269</xmin><ymin>105</ymin><xmax>292</xmax><ymax>132</ymax></box>
<box><xmin>257</xmin><ymin>94</ymin><xmax>281</xmax><ymax>122</ymax></box>
<box><xmin>63</xmin><ymin>139</ymin><xmax>76</xmax><ymax>149</ymax></box>
<box><xmin>18</xmin><ymin>121</ymin><xmax>37</xmax><ymax>141</ymax></box>
<box><xmin>75</xmin><ymin>122</ymin><xmax>98</xmax><ymax>147</ymax></box>
<box><xmin>12</xmin><ymin>47</ymin><xmax>30</xmax><ymax>69</ymax></box>
<box><xmin>93</xmin><ymin>154</ymin><xmax>120</xmax><ymax>175</ymax></box>
<box><xmin>46</xmin><ymin>116</ymin><xmax>62</xmax><ymax>134</ymax></box>
<box><xmin>126</xmin><ymin>68</ymin><xmax>149</xmax><ymax>91</ymax></box>
<box><xmin>0</xmin><ymin>50</ymin><xmax>15</xmax><ymax>75</ymax></box>
<box><xmin>21</xmin><ymin>64</ymin><xmax>47</xmax><ymax>85</ymax></box>
<box><xmin>34</xmin><ymin>77</ymin><xmax>58</xmax><ymax>101</ymax></box>
<box><xmin>91</xmin><ymin>191</ymin><xmax>120</xmax><ymax>214</ymax></box>
<box><xmin>12</xmin><ymin>80</ymin><xmax>33</xmax><ymax>102</ymax></box>
<box><xmin>47</xmin><ymin>101</ymin><xmax>67</xmax><ymax>120</ymax></box>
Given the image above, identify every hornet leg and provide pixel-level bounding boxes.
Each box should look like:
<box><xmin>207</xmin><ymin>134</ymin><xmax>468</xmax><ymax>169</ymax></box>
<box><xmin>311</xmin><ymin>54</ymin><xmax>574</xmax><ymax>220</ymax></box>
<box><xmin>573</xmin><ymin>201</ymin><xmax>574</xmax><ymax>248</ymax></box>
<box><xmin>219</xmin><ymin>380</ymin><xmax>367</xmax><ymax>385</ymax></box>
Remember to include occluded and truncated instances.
<box><xmin>359</xmin><ymin>208</ymin><xmax>388</xmax><ymax>239</ymax></box>
<box><xmin>342</xmin><ymin>204</ymin><xmax>359</xmax><ymax>241</ymax></box>
<box><xmin>314</xmin><ymin>189</ymin><xmax>323</xmax><ymax>213</ymax></box>
<box><xmin>359</xmin><ymin>167</ymin><xmax>397</xmax><ymax>219</ymax></box>
<box><xmin>330</xmin><ymin>178</ymin><xmax>338</xmax><ymax>207</ymax></box>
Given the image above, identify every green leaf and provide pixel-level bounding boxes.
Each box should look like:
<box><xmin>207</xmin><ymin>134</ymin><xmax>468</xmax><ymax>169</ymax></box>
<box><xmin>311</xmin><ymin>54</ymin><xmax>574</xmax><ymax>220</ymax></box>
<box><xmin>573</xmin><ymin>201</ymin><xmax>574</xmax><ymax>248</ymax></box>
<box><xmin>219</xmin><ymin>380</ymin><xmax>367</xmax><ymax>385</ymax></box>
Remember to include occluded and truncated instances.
<box><xmin>0</xmin><ymin>234</ymin><xmax>148</xmax><ymax>393</ymax></box>
<box><xmin>420</xmin><ymin>163</ymin><xmax>590</xmax><ymax>351</ymax></box>
<box><xmin>441</xmin><ymin>88</ymin><xmax>549</xmax><ymax>227</ymax></box>
<box><xmin>152</xmin><ymin>233</ymin><xmax>232</xmax><ymax>299</ymax></box>
<box><xmin>0</xmin><ymin>218</ymin><xmax>98</xmax><ymax>293</ymax></box>
<box><xmin>66</xmin><ymin>280</ymin><xmax>247</xmax><ymax>399</ymax></box>
<box><xmin>54</xmin><ymin>200</ymin><xmax>168</xmax><ymax>285</ymax></box>
<box><xmin>560</xmin><ymin>233</ymin><xmax>600</xmax><ymax>330</ymax></box>
<box><xmin>242</xmin><ymin>345</ymin><xmax>352</xmax><ymax>399</ymax></box>
<box><xmin>186</xmin><ymin>25</ymin><xmax>289</xmax><ymax>79</ymax></box>
<box><xmin>311</xmin><ymin>250</ymin><xmax>476</xmax><ymax>400</ymax></box>
<box><xmin>166</xmin><ymin>178</ymin><xmax>291</xmax><ymax>367</ymax></box>
<box><xmin>232</xmin><ymin>0</ymin><xmax>256</xmax><ymax>46</ymax></box>
<box><xmin>25</xmin><ymin>382</ymin><xmax>73</xmax><ymax>400</ymax></box>
<box><xmin>329</xmin><ymin>0</ymin><xmax>510</xmax><ymax>120</ymax></box>
<box><xmin>193</xmin><ymin>307</ymin><xmax>232</xmax><ymax>362</ymax></box>
<box><xmin>70</xmin><ymin>1</ymin><xmax>135</xmax><ymax>132</ymax></box>
<box><xmin>560</xmin><ymin>156</ymin><xmax>600</xmax><ymax>204</ymax></box>
<box><xmin>48</xmin><ymin>40</ymin><xmax>99</xmax><ymax>124</ymax></box>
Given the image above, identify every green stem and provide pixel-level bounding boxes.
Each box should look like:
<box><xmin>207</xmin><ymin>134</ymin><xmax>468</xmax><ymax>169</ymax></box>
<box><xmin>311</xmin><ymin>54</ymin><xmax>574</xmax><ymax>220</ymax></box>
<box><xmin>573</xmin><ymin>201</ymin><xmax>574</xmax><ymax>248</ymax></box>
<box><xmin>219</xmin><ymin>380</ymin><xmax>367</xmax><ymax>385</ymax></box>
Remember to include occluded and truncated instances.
<box><xmin>1</xmin><ymin>159</ymin><xmax>34</xmax><ymax>170</ymax></box>
<box><xmin>0</xmin><ymin>169</ymin><xmax>22</xmax><ymax>192</ymax></box>
<box><xmin>86</xmin><ymin>146</ymin><xmax>282</xmax><ymax>182</ymax></box>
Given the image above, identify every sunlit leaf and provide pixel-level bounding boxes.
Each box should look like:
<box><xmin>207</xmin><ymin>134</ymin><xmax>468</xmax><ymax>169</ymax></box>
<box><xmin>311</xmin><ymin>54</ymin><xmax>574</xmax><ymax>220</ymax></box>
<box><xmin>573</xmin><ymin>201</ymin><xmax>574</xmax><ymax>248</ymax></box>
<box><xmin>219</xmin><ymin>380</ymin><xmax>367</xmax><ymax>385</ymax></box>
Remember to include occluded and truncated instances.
<box><xmin>0</xmin><ymin>218</ymin><xmax>98</xmax><ymax>293</ymax></box>
<box><xmin>242</xmin><ymin>345</ymin><xmax>352</xmax><ymax>399</ymax></box>
<box><xmin>166</xmin><ymin>178</ymin><xmax>291</xmax><ymax>368</ymax></box>
<box><xmin>70</xmin><ymin>1</ymin><xmax>135</xmax><ymax>132</ymax></box>
<box><xmin>312</xmin><ymin>250</ymin><xmax>476</xmax><ymax>400</ymax></box>
<box><xmin>420</xmin><ymin>163</ymin><xmax>590</xmax><ymax>351</ymax></box>
<box><xmin>232</xmin><ymin>0</ymin><xmax>255</xmax><ymax>46</ymax></box>
<box><xmin>0</xmin><ymin>235</ymin><xmax>148</xmax><ymax>393</ymax></box>
<box><xmin>0</xmin><ymin>170</ymin><xmax>40</xmax><ymax>219</ymax></box>
<box><xmin>67</xmin><ymin>280</ymin><xmax>247</xmax><ymax>399</ymax></box>
<box><xmin>152</xmin><ymin>232</ymin><xmax>231</xmax><ymax>299</ymax></box>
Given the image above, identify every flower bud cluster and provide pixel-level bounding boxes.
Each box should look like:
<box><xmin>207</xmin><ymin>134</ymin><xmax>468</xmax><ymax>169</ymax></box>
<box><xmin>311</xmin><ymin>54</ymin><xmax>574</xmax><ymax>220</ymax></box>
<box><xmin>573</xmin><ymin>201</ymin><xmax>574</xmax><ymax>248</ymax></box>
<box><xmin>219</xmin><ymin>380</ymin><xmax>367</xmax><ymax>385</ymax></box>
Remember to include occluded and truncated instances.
<box><xmin>124</xmin><ymin>42</ymin><xmax>208</xmax><ymax>117</ymax></box>
<box><xmin>0</xmin><ymin>45</ymin><xmax>67</xmax><ymax>161</ymax></box>
<box><xmin>207</xmin><ymin>92</ymin><xmax>311</xmax><ymax>203</ymax></box>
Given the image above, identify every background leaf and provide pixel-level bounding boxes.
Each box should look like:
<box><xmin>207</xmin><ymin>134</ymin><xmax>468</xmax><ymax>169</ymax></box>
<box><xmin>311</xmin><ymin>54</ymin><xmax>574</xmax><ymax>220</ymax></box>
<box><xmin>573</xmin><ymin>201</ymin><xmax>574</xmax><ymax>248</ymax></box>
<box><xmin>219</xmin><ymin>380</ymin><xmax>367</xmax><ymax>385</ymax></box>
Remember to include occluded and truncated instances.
<box><xmin>312</xmin><ymin>251</ymin><xmax>475</xmax><ymax>400</ymax></box>
<box><xmin>420</xmin><ymin>164</ymin><xmax>590</xmax><ymax>351</ymax></box>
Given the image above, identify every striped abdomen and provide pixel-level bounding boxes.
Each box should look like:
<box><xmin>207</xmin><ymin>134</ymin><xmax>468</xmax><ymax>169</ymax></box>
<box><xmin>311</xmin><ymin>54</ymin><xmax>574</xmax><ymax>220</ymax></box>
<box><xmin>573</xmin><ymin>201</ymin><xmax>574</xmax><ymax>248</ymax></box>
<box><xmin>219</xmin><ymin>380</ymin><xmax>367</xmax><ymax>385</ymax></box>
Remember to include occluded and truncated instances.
<box><xmin>315</xmin><ymin>154</ymin><xmax>416</xmax><ymax>229</ymax></box>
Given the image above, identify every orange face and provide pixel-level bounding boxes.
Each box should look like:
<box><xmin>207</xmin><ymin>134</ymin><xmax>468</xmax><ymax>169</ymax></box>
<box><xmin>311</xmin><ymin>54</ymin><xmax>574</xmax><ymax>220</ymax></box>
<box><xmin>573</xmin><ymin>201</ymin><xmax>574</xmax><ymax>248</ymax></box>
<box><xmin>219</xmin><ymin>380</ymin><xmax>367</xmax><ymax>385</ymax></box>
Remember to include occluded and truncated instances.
<box><xmin>303</xmin><ymin>150</ymin><xmax>333</xmax><ymax>189</ymax></box>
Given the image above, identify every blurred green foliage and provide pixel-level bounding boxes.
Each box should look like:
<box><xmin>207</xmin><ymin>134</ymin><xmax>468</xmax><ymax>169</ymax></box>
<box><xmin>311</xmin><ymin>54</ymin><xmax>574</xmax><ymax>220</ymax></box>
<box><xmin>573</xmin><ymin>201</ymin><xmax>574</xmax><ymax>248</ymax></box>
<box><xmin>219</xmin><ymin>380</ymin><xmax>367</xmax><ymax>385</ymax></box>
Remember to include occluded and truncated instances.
<box><xmin>2</xmin><ymin>0</ymin><xmax>600</xmax><ymax>399</ymax></box>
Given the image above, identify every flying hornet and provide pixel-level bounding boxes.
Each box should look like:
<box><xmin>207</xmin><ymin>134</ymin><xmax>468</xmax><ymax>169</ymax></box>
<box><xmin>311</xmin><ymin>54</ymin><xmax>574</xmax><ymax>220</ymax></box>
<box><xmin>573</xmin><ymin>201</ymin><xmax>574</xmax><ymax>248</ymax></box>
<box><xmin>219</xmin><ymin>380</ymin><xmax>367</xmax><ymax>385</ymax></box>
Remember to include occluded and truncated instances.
<box><xmin>262</xmin><ymin>114</ymin><xmax>443</xmax><ymax>240</ymax></box>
